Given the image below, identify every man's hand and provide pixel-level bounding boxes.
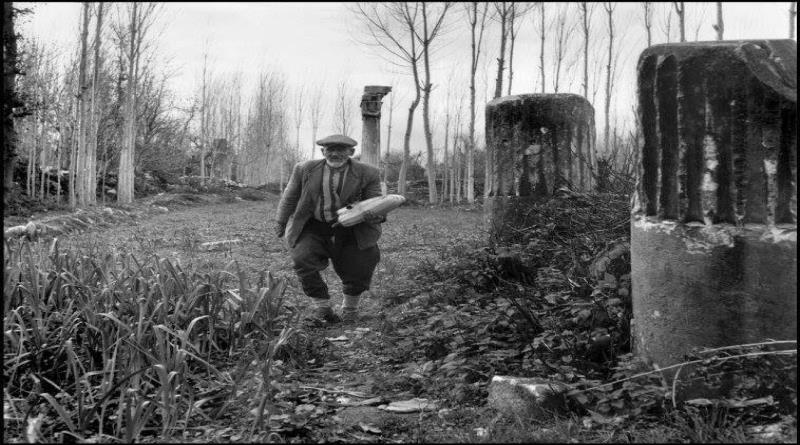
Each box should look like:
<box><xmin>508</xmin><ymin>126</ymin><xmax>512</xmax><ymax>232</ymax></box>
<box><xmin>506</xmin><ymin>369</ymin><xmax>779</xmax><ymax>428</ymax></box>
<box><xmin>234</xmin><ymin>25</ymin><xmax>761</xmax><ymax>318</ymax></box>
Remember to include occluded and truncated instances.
<box><xmin>362</xmin><ymin>210</ymin><xmax>385</xmax><ymax>225</ymax></box>
<box><xmin>275</xmin><ymin>222</ymin><xmax>286</xmax><ymax>238</ymax></box>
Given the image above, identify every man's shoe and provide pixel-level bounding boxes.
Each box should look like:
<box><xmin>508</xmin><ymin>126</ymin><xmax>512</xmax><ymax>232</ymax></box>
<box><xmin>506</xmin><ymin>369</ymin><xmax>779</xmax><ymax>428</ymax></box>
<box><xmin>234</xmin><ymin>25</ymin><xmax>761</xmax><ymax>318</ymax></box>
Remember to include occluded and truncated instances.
<box><xmin>307</xmin><ymin>306</ymin><xmax>341</xmax><ymax>326</ymax></box>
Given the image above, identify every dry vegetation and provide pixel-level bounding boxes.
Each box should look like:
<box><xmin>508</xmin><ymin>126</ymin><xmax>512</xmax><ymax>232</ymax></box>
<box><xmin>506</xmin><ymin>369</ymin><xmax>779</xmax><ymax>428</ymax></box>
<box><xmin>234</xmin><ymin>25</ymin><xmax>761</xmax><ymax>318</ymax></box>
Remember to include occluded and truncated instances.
<box><xmin>3</xmin><ymin>192</ymin><xmax>796</xmax><ymax>443</ymax></box>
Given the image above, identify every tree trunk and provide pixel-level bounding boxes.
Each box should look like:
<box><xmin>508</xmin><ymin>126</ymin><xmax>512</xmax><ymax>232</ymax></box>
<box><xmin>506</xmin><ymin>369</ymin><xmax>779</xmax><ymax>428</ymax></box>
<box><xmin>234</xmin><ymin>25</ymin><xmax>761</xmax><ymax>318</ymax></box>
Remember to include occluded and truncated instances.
<box><xmin>384</xmin><ymin>90</ymin><xmax>393</xmax><ymax>191</ymax></box>
<box><xmin>582</xmin><ymin>3</ymin><xmax>590</xmax><ymax>100</ymax></box>
<box><xmin>2</xmin><ymin>3</ymin><xmax>20</xmax><ymax>204</ymax></box>
<box><xmin>674</xmin><ymin>2</ymin><xmax>685</xmax><ymax>42</ymax></box>
<box><xmin>507</xmin><ymin>5</ymin><xmax>518</xmax><ymax>96</ymax></box>
<box><xmin>76</xmin><ymin>2</ymin><xmax>90</xmax><ymax>206</ymax></box>
<box><xmin>442</xmin><ymin>106</ymin><xmax>450</xmax><ymax>203</ymax></box>
<box><xmin>87</xmin><ymin>2</ymin><xmax>103</xmax><ymax>205</ymax></box>
<box><xmin>39</xmin><ymin>96</ymin><xmax>46</xmax><ymax>201</ymax></box>
<box><xmin>604</xmin><ymin>3</ymin><xmax>614</xmax><ymax>156</ymax></box>
<box><xmin>643</xmin><ymin>2</ymin><xmax>653</xmax><ymax>47</ymax></box>
<box><xmin>399</xmin><ymin>40</ymin><xmax>421</xmax><ymax>197</ymax></box>
<box><xmin>494</xmin><ymin>3</ymin><xmax>507</xmax><ymax>99</ymax></box>
<box><xmin>421</xmin><ymin>3</ymin><xmax>438</xmax><ymax>204</ymax></box>
<box><xmin>539</xmin><ymin>4</ymin><xmax>546</xmax><ymax>93</ymax></box>
<box><xmin>790</xmin><ymin>2</ymin><xmax>796</xmax><ymax>39</ymax></box>
<box><xmin>466</xmin><ymin>2</ymin><xmax>486</xmax><ymax>204</ymax></box>
<box><xmin>200</xmin><ymin>51</ymin><xmax>208</xmax><ymax>180</ymax></box>
<box><xmin>715</xmin><ymin>2</ymin><xmax>724</xmax><ymax>40</ymax></box>
<box><xmin>118</xmin><ymin>2</ymin><xmax>138</xmax><ymax>204</ymax></box>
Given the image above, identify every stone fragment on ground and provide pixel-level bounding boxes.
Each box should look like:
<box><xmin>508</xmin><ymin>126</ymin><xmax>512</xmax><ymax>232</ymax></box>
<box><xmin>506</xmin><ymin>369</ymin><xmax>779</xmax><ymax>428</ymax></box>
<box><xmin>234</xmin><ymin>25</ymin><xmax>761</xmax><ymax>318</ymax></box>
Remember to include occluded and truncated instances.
<box><xmin>200</xmin><ymin>239</ymin><xmax>242</xmax><ymax>251</ymax></box>
<box><xmin>487</xmin><ymin>375</ymin><xmax>570</xmax><ymax>419</ymax></box>
<box><xmin>379</xmin><ymin>398</ymin><xmax>438</xmax><ymax>413</ymax></box>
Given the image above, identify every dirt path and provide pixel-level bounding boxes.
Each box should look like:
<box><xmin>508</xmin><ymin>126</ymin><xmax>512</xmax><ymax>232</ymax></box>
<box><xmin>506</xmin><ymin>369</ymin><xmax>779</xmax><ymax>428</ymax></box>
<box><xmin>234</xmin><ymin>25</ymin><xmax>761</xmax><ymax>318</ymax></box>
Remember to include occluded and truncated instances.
<box><xmin>53</xmin><ymin>196</ymin><xmax>485</xmax><ymax>442</ymax></box>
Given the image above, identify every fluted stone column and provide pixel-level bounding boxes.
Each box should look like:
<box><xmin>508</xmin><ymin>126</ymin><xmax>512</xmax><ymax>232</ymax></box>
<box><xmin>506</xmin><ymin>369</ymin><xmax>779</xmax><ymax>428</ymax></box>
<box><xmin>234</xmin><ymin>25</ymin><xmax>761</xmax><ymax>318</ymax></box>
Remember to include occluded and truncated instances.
<box><xmin>360</xmin><ymin>86</ymin><xmax>392</xmax><ymax>167</ymax></box>
<box><xmin>484</xmin><ymin>94</ymin><xmax>596</xmax><ymax>236</ymax></box>
<box><xmin>632</xmin><ymin>40</ymin><xmax>797</xmax><ymax>371</ymax></box>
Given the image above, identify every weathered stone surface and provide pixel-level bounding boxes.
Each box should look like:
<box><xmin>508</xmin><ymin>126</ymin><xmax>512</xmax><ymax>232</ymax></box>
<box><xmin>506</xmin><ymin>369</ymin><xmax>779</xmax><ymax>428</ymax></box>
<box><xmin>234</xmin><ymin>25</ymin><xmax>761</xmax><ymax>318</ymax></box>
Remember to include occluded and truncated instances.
<box><xmin>484</xmin><ymin>93</ymin><xmax>596</xmax><ymax>236</ymax></box>
<box><xmin>632</xmin><ymin>40</ymin><xmax>797</xmax><ymax>373</ymax></box>
<box><xmin>487</xmin><ymin>375</ymin><xmax>569</xmax><ymax>420</ymax></box>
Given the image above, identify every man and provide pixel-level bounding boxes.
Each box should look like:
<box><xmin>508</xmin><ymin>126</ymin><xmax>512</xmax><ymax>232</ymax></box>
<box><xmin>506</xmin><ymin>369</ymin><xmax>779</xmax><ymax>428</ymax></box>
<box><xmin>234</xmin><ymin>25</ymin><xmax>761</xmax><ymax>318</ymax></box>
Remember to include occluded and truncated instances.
<box><xmin>274</xmin><ymin>134</ymin><xmax>385</xmax><ymax>325</ymax></box>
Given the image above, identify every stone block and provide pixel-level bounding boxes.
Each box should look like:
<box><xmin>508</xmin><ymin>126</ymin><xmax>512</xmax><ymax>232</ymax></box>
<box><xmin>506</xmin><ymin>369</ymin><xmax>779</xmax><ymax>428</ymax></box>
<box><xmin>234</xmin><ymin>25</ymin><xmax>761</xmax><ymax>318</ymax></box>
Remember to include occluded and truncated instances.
<box><xmin>484</xmin><ymin>93</ymin><xmax>596</xmax><ymax>237</ymax></box>
<box><xmin>487</xmin><ymin>375</ymin><xmax>569</xmax><ymax>420</ymax></box>
<box><xmin>632</xmin><ymin>40</ymin><xmax>797</xmax><ymax>374</ymax></box>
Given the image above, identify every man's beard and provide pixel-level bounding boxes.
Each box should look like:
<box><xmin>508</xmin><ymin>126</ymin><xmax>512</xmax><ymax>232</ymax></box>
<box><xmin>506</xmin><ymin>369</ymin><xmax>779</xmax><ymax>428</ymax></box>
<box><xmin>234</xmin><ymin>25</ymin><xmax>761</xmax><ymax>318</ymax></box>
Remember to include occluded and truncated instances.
<box><xmin>326</xmin><ymin>159</ymin><xmax>346</xmax><ymax>168</ymax></box>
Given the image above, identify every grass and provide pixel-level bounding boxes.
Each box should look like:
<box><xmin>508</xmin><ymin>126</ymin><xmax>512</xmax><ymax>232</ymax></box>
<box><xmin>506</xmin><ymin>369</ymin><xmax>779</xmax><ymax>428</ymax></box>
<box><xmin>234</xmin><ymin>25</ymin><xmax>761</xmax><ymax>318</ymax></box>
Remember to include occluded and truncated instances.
<box><xmin>3</xmin><ymin>225</ymin><xmax>296</xmax><ymax>442</ymax></box>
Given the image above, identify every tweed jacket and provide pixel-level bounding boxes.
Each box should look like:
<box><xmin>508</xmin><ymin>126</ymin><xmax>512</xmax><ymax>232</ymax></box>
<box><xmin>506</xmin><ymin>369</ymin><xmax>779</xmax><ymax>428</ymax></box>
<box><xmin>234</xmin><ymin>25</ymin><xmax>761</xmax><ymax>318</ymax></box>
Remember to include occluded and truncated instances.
<box><xmin>275</xmin><ymin>159</ymin><xmax>383</xmax><ymax>249</ymax></box>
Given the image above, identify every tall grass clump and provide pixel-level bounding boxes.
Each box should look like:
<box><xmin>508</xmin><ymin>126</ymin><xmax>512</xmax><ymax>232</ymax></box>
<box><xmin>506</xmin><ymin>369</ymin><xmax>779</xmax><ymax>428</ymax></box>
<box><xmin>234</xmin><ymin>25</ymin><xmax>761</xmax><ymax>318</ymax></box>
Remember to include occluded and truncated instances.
<box><xmin>3</xmin><ymin>237</ymin><xmax>296</xmax><ymax>443</ymax></box>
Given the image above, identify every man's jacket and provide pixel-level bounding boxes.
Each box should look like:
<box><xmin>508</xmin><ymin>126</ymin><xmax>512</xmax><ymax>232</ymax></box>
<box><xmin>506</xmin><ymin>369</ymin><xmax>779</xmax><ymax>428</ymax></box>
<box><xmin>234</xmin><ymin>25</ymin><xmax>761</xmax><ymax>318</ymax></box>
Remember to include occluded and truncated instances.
<box><xmin>275</xmin><ymin>159</ymin><xmax>383</xmax><ymax>249</ymax></box>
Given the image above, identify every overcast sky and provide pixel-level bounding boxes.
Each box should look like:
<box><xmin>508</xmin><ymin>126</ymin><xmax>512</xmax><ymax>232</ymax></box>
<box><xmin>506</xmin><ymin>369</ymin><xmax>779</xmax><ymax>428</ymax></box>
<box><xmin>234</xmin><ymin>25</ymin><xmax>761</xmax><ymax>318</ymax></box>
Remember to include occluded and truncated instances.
<box><xmin>16</xmin><ymin>2</ymin><xmax>798</xmax><ymax>162</ymax></box>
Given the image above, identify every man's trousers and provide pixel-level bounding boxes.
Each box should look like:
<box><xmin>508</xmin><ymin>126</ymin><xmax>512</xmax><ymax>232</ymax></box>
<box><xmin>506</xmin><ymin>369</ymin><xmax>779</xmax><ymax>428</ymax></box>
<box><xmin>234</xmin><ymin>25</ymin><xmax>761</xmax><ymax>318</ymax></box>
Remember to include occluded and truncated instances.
<box><xmin>290</xmin><ymin>219</ymin><xmax>380</xmax><ymax>300</ymax></box>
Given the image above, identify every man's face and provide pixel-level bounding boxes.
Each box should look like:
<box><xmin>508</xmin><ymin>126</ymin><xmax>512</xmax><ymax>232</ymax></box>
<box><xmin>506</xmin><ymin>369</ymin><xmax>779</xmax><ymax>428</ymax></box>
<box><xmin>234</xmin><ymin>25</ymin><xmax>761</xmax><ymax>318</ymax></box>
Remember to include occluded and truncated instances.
<box><xmin>321</xmin><ymin>145</ymin><xmax>354</xmax><ymax>167</ymax></box>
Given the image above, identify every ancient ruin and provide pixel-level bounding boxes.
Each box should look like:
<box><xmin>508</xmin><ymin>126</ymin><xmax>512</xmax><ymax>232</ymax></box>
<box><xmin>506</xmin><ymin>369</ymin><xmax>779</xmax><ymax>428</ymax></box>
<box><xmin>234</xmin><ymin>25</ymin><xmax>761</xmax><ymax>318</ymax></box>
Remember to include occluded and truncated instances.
<box><xmin>360</xmin><ymin>85</ymin><xmax>392</xmax><ymax>167</ymax></box>
<box><xmin>484</xmin><ymin>94</ymin><xmax>596</xmax><ymax>235</ymax></box>
<box><xmin>632</xmin><ymin>40</ymin><xmax>797</xmax><ymax>370</ymax></box>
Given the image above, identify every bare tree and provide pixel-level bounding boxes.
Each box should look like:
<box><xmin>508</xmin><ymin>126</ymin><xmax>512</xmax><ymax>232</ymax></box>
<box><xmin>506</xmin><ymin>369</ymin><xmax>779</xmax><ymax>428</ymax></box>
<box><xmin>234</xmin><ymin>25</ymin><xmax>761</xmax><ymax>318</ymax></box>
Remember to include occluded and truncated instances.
<box><xmin>673</xmin><ymin>2</ymin><xmax>685</xmax><ymax>42</ymax></box>
<box><xmin>289</xmin><ymin>84</ymin><xmax>304</xmax><ymax>188</ymax></box>
<box><xmin>790</xmin><ymin>2</ymin><xmax>796</xmax><ymax>39</ymax></box>
<box><xmin>292</xmin><ymin>85</ymin><xmax>304</xmax><ymax>153</ymax></box>
<box><xmin>74</xmin><ymin>2</ymin><xmax>104</xmax><ymax>207</ymax></box>
<box><xmin>579</xmin><ymin>3</ymin><xmax>595</xmax><ymax>100</ymax></box>
<box><xmin>535</xmin><ymin>2</ymin><xmax>547</xmax><ymax>93</ymax></box>
<box><xmin>199</xmin><ymin>47</ymin><xmax>210</xmax><ymax>180</ymax></box>
<box><xmin>462</xmin><ymin>1</ymin><xmax>488</xmax><ymax>203</ymax></box>
<box><xmin>333</xmin><ymin>78</ymin><xmax>354</xmax><ymax>136</ymax></box>
<box><xmin>602</xmin><ymin>2</ymin><xmax>616</xmax><ymax>155</ymax></box>
<box><xmin>551</xmin><ymin>3</ymin><xmax>576</xmax><ymax>93</ymax></box>
<box><xmin>690</xmin><ymin>2</ymin><xmax>708</xmax><ymax>41</ymax></box>
<box><xmin>506</xmin><ymin>2</ymin><xmax>534</xmax><ymax>95</ymax></box>
<box><xmin>239</xmin><ymin>70</ymin><xmax>288</xmax><ymax>186</ymax></box>
<box><xmin>383</xmin><ymin>83</ymin><xmax>396</xmax><ymax>192</ymax></box>
<box><xmin>713</xmin><ymin>2</ymin><xmax>723</xmax><ymax>40</ymax></box>
<box><xmin>74</xmin><ymin>2</ymin><xmax>90</xmax><ymax>207</ymax></box>
<box><xmin>351</xmin><ymin>2</ymin><xmax>424</xmax><ymax>196</ymax></box>
<box><xmin>2</xmin><ymin>3</ymin><xmax>25</xmax><ymax>203</ymax></box>
<box><xmin>441</xmin><ymin>105</ymin><xmax>450</xmax><ymax>203</ymax></box>
<box><xmin>416</xmin><ymin>1</ymin><xmax>452</xmax><ymax>204</ymax></box>
<box><xmin>87</xmin><ymin>3</ymin><xmax>104</xmax><ymax>205</ymax></box>
<box><xmin>642</xmin><ymin>2</ymin><xmax>653</xmax><ymax>47</ymax></box>
<box><xmin>660</xmin><ymin>3</ymin><xmax>674</xmax><ymax>43</ymax></box>
<box><xmin>451</xmin><ymin>90</ymin><xmax>465</xmax><ymax>203</ymax></box>
<box><xmin>492</xmin><ymin>2</ymin><xmax>511</xmax><ymax>99</ymax></box>
<box><xmin>308</xmin><ymin>82</ymin><xmax>324</xmax><ymax>159</ymax></box>
<box><xmin>116</xmin><ymin>2</ymin><xmax>161</xmax><ymax>204</ymax></box>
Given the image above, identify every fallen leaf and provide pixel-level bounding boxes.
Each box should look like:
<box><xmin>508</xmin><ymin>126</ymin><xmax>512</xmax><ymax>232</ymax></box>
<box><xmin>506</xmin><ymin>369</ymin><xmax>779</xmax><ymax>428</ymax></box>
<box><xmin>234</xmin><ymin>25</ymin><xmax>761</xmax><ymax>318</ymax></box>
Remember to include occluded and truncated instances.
<box><xmin>336</xmin><ymin>396</ymin><xmax>355</xmax><ymax>406</ymax></box>
<box><xmin>295</xmin><ymin>404</ymin><xmax>316</xmax><ymax>415</ymax></box>
<box><xmin>359</xmin><ymin>422</ymin><xmax>382</xmax><ymax>434</ymax></box>
<box><xmin>357</xmin><ymin>397</ymin><xmax>384</xmax><ymax>406</ymax></box>
<box><xmin>380</xmin><ymin>398</ymin><xmax>438</xmax><ymax>413</ymax></box>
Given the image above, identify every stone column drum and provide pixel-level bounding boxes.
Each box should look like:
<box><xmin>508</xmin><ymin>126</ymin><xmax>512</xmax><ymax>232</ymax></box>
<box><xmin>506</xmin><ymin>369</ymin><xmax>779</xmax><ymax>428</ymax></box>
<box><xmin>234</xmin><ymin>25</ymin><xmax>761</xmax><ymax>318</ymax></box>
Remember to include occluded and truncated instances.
<box><xmin>632</xmin><ymin>40</ymin><xmax>797</xmax><ymax>370</ymax></box>
<box><xmin>484</xmin><ymin>94</ymin><xmax>596</xmax><ymax>235</ymax></box>
<box><xmin>360</xmin><ymin>85</ymin><xmax>392</xmax><ymax>167</ymax></box>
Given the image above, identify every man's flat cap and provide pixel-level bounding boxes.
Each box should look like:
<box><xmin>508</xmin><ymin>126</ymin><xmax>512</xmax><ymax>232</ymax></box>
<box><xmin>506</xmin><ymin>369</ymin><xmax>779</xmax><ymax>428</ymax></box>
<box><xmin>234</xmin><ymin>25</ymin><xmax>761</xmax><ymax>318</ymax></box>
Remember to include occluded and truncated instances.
<box><xmin>316</xmin><ymin>134</ymin><xmax>357</xmax><ymax>148</ymax></box>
